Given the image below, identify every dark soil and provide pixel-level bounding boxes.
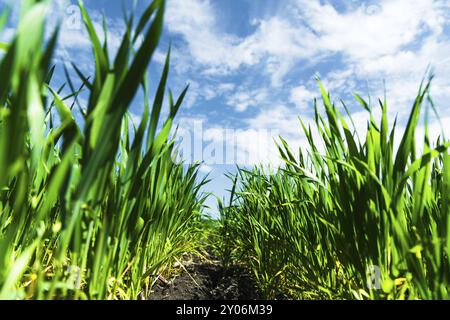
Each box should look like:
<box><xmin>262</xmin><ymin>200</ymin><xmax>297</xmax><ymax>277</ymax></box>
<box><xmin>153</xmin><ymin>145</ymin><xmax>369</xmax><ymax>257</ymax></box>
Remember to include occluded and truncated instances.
<box><xmin>149</xmin><ymin>255</ymin><xmax>261</xmax><ymax>300</ymax></box>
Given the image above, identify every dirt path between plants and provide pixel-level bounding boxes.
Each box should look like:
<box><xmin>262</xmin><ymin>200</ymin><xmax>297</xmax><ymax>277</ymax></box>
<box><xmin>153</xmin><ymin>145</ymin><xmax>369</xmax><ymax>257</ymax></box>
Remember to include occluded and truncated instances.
<box><xmin>149</xmin><ymin>255</ymin><xmax>261</xmax><ymax>300</ymax></box>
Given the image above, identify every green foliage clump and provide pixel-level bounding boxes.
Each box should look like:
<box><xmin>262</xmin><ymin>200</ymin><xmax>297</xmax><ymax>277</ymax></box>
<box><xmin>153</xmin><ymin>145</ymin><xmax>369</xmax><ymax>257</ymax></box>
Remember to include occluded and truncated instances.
<box><xmin>0</xmin><ymin>0</ymin><xmax>208</xmax><ymax>299</ymax></box>
<box><xmin>220</xmin><ymin>78</ymin><xmax>450</xmax><ymax>300</ymax></box>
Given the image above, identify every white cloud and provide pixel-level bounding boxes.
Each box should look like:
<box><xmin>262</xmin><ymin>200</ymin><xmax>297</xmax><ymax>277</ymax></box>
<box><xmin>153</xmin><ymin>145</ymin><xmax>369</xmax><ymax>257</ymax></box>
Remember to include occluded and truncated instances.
<box><xmin>172</xmin><ymin>80</ymin><xmax>237</xmax><ymax>109</ymax></box>
<box><xmin>244</xmin><ymin>104</ymin><xmax>314</xmax><ymax>157</ymax></box>
<box><xmin>296</xmin><ymin>0</ymin><xmax>446</xmax><ymax>61</ymax></box>
<box><xmin>225</xmin><ymin>87</ymin><xmax>268</xmax><ymax>112</ymax></box>
<box><xmin>166</xmin><ymin>0</ymin><xmax>254</xmax><ymax>72</ymax></box>
<box><xmin>57</xmin><ymin>9</ymin><xmax>125</xmax><ymax>57</ymax></box>
<box><xmin>166</xmin><ymin>0</ymin><xmax>450</xmax><ymax>99</ymax></box>
<box><xmin>218</xmin><ymin>83</ymin><xmax>236</xmax><ymax>92</ymax></box>
<box><xmin>238</xmin><ymin>16</ymin><xmax>320</xmax><ymax>86</ymax></box>
<box><xmin>290</xmin><ymin>86</ymin><xmax>316</xmax><ymax>110</ymax></box>
<box><xmin>280</xmin><ymin>0</ymin><xmax>450</xmax><ymax>143</ymax></box>
<box><xmin>202</xmin><ymin>82</ymin><xmax>236</xmax><ymax>101</ymax></box>
<box><xmin>165</xmin><ymin>0</ymin><xmax>320</xmax><ymax>86</ymax></box>
<box><xmin>183</xmin><ymin>80</ymin><xmax>201</xmax><ymax>108</ymax></box>
<box><xmin>242</xmin><ymin>104</ymin><xmax>325</xmax><ymax>166</ymax></box>
<box><xmin>246</xmin><ymin>105</ymin><xmax>300</xmax><ymax>134</ymax></box>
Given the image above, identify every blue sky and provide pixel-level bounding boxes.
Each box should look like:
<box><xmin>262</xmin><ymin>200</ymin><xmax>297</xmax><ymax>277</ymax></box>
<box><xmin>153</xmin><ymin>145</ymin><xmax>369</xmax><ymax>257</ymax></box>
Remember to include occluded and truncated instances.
<box><xmin>2</xmin><ymin>0</ymin><xmax>450</xmax><ymax>215</ymax></box>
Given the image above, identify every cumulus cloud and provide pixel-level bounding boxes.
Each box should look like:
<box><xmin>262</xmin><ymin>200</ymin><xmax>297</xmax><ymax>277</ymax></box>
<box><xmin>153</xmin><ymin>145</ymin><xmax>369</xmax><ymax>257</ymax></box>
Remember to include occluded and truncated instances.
<box><xmin>290</xmin><ymin>86</ymin><xmax>317</xmax><ymax>110</ymax></box>
<box><xmin>225</xmin><ymin>87</ymin><xmax>268</xmax><ymax>112</ymax></box>
<box><xmin>296</xmin><ymin>0</ymin><xmax>445</xmax><ymax>61</ymax></box>
<box><xmin>166</xmin><ymin>0</ymin><xmax>255</xmax><ymax>72</ymax></box>
<box><xmin>296</xmin><ymin>0</ymin><xmax>450</xmax><ymax>115</ymax></box>
<box><xmin>165</xmin><ymin>0</ymin><xmax>450</xmax><ymax>105</ymax></box>
<box><xmin>165</xmin><ymin>0</ymin><xmax>320</xmax><ymax>85</ymax></box>
<box><xmin>166</xmin><ymin>0</ymin><xmax>450</xmax><ymax>167</ymax></box>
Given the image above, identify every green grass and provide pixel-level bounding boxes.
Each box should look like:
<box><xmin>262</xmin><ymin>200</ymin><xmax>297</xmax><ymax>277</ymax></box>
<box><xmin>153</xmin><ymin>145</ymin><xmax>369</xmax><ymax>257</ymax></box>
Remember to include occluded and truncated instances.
<box><xmin>218</xmin><ymin>78</ymin><xmax>450</xmax><ymax>300</ymax></box>
<box><xmin>2</xmin><ymin>0</ymin><xmax>450</xmax><ymax>301</ymax></box>
<box><xmin>0</xmin><ymin>0</ymin><xmax>208</xmax><ymax>299</ymax></box>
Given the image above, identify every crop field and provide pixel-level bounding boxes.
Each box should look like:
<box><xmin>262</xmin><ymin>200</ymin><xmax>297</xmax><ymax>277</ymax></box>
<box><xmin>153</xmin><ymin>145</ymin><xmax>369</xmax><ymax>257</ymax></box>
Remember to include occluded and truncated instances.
<box><xmin>0</xmin><ymin>0</ymin><xmax>449</xmax><ymax>300</ymax></box>
<box><xmin>218</xmin><ymin>80</ymin><xmax>450</xmax><ymax>299</ymax></box>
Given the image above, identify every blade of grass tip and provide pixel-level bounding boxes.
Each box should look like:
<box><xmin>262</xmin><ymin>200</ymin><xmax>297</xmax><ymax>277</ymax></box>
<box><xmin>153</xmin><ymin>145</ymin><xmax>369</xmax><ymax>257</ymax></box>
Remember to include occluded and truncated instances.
<box><xmin>0</xmin><ymin>8</ymin><xmax>9</xmax><ymax>33</ymax></box>
<box><xmin>341</xmin><ymin>99</ymin><xmax>362</xmax><ymax>145</ymax></box>
<box><xmin>63</xmin><ymin>63</ymin><xmax>77</xmax><ymax>98</ymax></box>
<box><xmin>396</xmin><ymin>143</ymin><xmax>450</xmax><ymax>194</ymax></box>
<box><xmin>427</xmin><ymin>92</ymin><xmax>446</xmax><ymax>141</ymax></box>
<box><xmin>70</xmin><ymin>62</ymin><xmax>93</xmax><ymax>91</ymax></box>
<box><xmin>102</xmin><ymin>13</ymin><xmax>110</xmax><ymax>63</ymax></box>
<box><xmin>318</xmin><ymin>81</ymin><xmax>343</xmax><ymax>146</ymax></box>
<box><xmin>110</xmin><ymin>0</ymin><xmax>165</xmax><ymax>126</ymax></box>
<box><xmin>147</xmin><ymin>44</ymin><xmax>170</xmax><ymax>144</ymax></box>
<box><xmin>40</xmin><ymin>25</ymin><xmax>59</xmax><ymax>79</ymax></box>
<box><xmin>62</xmin><ymin>64</ymin><xmax>87</xmax><ymax>111</ymax></box>
<box><xmin>48</xmin><ymin>87</ymin><xmax>82</xmax><ymax>146</ymax></box>
<box><xmin>67</xmin><ymin>82</ymin><xmax>87</xmax><ymax>112</ymax></box>
<box><xmin>354</xmin><ymin>93</ymin><xmax>371</xmax><ymax>113</ymax></box>
<box><xmin>380</xmin><ymin>98</ymin><xmax>388</xmax><ymax>152</ymax></box>
<box><xmin>169</xmin><ymin>84</ymin><xmax>189</xmax><ymax>119</ymax></box>
<box><xmin>89</xmin><ymin>73</ymin><xmax>116</xmax><ymax>149</ymax></box>
<box><xmin>393</xmin><ymin>79</ymin><xmax>432</xmax><ymax>183</ymax></box>
<box><xmin>424</xmin><ymin>93</ymin><xmax>430</xmax><ymax>149</ymax></box>
<box><xmin>78</xmin><ymin>0</ymin><xmax>108</xmax><ymax>90</ymax></box>
<box><xmin>35</xmin><ymin>142</ymin><xmax>79</xmax><ymax>222</ymax></box>
<box><xmin>113</xmin><ymin>19</ymin><xmax>132</xmax><ymax>84</ymax></box>
<box><xmin>132</xmin><ymin>0</ymin><xmax>160</xmax><ymax>43</ymax></box>
<box><xmin>129</xmin><ymin>78</ymin><xmax>150</xmax><ymax>153</ymax></box>
<box><xmin>45</xmin><ymin>81</ymin><xmax>66</xmax><ymax>116</ymax></box>
<box><xmin>229</xmin><ymin>174</ymin><xmax>238</xmax><ymax>206</ymax></box>
<box><xmin>120</xmin><ymin>0</ymin><xmax>134</xmax><ymax>26</ymax></box>
<box><xmin>44</xmin><ymin>65</ymin><xmax>56</xmax><ymax>86</ymax></box>
<box><xmin>168</xmin><ymin>89</ymin><xmax>174</xmax><ymax>113</ymax></box>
